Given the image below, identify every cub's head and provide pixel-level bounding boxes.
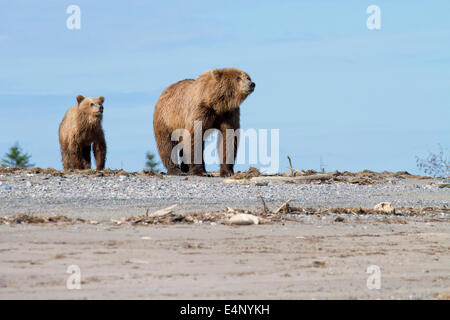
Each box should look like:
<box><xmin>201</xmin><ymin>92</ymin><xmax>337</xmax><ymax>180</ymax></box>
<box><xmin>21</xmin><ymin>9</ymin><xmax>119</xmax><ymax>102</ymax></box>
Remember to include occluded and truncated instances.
<box><xmin>76</xmin><ymin>95</ymin><xmax>104</xmax><ymax>121</ymax></box>
<box><xmin>201</xmin><ymin>68</ymin><xmax>255</xmax><ymax>111</ymax></box>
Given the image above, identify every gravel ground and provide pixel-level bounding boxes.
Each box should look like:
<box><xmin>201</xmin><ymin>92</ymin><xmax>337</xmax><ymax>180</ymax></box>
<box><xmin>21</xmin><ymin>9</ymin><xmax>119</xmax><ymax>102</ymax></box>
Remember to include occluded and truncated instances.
<box><xmin>0</xmin><ymin>172</ymin><xmax>448</xmax><ymax>220</ymax></box>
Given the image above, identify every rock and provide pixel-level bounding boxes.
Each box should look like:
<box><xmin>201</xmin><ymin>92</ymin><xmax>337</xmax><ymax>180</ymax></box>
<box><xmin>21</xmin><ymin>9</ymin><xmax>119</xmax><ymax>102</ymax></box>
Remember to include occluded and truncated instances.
<box><xmin>26</xmin><ymin>181</ymin><xmax>33</xmax><ymax>187</ymax></box>
<box><xmin>229</xmin><ymin>213</ymin><xmax>259</xmax><ymax>225</ymax></box>
<box><xmin>111</xmin><ymin>219</ymin><xmax>124</xmax><ymax>225</ymax></box>
<box><xmin>374</xmin><ymin>202</ymin><xmax>395</xmax><ymax>214</ymax></box>
<box><xmin>0</xmin><ymin>183</ymin><xmax>12</xmax><ymax>191</ymax></box>
<box><xmin>312</xmin><ymin>261</ymin><xmax>326</xmax><ymax>268</ymax></box>
<box><xmin>334</xmin><ymin>216</ymin><xmax>346</xmax><ymax>222</ymax></box>
<box><xmin>149</xmin><ymin>204</ymin><xmax>177</xmax><ymax>217</ymax></box>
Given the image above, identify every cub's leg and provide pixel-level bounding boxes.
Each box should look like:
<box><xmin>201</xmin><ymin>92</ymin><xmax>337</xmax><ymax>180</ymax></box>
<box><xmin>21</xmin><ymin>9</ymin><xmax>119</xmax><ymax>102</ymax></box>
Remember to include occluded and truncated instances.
<box><xmin>68</xmin><ymin>143</ymin><xmax>84</xmax><ymax>170</ymax></box>
<box><xmin>93</xmin><ymin>132</ymin><xmax>107</xmax><ymax>170</ymax></box>
<box><xmin>81</xmin><ymin>145</ymin><xmax>91</xmax><ymax>169</ymax></box>
<box><xmin>60</xmin><ymin>141</ymin><xmax>71</xmax><ymax>170</ymax></box>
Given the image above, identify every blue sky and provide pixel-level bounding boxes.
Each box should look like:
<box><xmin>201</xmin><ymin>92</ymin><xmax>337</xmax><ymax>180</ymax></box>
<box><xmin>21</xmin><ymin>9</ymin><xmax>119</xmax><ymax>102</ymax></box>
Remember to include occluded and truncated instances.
<box><xmin>0</xmin><ymin>0</ymin><xmax>449</xmax><ymax>173</ymax></box>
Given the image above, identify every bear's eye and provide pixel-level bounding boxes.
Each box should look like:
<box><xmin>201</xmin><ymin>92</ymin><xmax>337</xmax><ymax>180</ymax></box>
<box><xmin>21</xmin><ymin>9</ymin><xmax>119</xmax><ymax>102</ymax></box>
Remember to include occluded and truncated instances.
<box><xmin>90</xmin><ymin>103</ymin><xmax>95</xmax><ymax>107</ymax></box>
<box><xmin>236</xmin><ymin>77</ymin><xmax>241</xmax><ymax>82</ymax></box>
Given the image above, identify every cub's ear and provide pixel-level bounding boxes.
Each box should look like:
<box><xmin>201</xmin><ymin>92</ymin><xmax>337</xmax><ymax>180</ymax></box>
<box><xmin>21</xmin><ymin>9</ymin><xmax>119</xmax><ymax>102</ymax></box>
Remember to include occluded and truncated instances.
<box><xmin>211</xmin><ymin>69</ymin><xmax>223</xmax><ymax>80</ymax></box>
<box><xmin>76</xmin><ymin>95</ymin><xmax>85</xmax><ymax>104</ymax></box>
<box><xmin>98</xmin><ymin>96</ymin><xmax>104</xmax><ymax>103</ymax></box>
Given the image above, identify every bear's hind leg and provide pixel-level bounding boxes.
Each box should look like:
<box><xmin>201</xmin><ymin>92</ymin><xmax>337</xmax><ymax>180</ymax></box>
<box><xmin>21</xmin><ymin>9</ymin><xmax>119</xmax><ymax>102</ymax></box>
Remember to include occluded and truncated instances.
<box><xmin>158</xmin><ymin>134</ymin><xmax>183</xmax><ymax>175</ymax></box>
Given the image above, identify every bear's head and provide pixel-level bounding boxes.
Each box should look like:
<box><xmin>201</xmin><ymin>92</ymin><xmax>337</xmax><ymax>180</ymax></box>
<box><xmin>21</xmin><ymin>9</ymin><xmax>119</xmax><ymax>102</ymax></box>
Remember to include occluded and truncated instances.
<box><xmin>201</xmin><ymin>68</ymin><xmax>255</xmax><ymax>112</ymax></box>
<box><xmin>76</xmin><ymin>95</ymin><xmax>104</xmax><ymax>122</ymax></box>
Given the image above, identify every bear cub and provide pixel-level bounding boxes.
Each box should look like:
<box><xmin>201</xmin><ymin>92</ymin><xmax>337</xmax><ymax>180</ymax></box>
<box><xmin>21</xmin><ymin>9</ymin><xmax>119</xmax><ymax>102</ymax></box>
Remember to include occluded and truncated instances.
<box><xmin>59</xmin><ymin>95</ymin><xmax>107</xmax><ymax>170</ymax></box>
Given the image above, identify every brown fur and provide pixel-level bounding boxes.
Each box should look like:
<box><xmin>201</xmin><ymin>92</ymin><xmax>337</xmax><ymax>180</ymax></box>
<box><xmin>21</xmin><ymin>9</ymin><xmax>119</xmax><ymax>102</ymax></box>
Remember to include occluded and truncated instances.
<box><xmin>153</xmin><ymin>68</ymin><xmax>255</xmax><ymax>176</ymax></box>
<box><xmin>59</xmin><ymin>95</ymin><xmax>106</xmax><ymax>170</ymax></box>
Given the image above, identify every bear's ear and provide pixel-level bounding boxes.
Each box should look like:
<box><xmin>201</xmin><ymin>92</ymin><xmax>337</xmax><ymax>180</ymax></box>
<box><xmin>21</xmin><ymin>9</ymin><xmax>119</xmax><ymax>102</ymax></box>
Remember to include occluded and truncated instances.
<box><xmin>76</xmin><ymin>95</ymin><xmax>85</xmax><ymax>104</ymax></box>
<box><xmin>211</xmin><ymin>69</ymin><xmax>223</xmax><ymax>80</ymax></box>
<box><xmin>98</xmin><ymin>96</ymin><xmax>104</xmax><ymax>103</ymax></box>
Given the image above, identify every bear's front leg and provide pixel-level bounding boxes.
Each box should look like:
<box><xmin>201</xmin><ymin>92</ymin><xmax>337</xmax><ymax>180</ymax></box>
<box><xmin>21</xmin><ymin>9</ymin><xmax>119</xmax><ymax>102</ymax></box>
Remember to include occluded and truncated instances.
<box><xmin>188</xmin><ymin>164</ymin><xmax>207</xmax><ymax>176</ymax></box>
<box><xmin>218</xmin><ymin>117</ymin><xmax>239</xmax><ymax>177</ymax></box>
<box><xmin>187</xmin><ymin>139</ymin><xmax>207</xmax><ymax>176</ymax></box>
<box><xmin>220</xmin><ymin>164</ymin><xmax>234</xmax><ymax>177</ymax></box>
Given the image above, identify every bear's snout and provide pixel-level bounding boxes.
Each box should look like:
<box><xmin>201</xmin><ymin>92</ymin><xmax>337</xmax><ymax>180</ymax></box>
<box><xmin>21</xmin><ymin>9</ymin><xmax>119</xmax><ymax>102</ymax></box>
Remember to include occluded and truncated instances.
<box><xmin>250</xmin><ymin>82</ymin><xmax>255</xmax><ymax>91</ymax></box>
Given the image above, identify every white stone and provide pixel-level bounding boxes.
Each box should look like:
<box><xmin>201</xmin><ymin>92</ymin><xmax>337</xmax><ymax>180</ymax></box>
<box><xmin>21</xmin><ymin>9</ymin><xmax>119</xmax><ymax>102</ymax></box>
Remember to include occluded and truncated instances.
<box><xmin>229</xmin><ymin>213</ymin><xmax>259</xmax><ymax>225</ymax></box>
<box><xmin>149</xmin><ymin>204</ymin><xmax>177</xmax><ymax>217</ymax></box>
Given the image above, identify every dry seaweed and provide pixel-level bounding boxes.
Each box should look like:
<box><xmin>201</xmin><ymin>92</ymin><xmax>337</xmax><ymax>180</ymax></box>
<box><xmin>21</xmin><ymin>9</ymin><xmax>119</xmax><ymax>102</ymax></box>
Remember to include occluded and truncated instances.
<box><xmin>0</xmin><ymin>166</ymin><xmax>437</xmax><ymax>184</ymax></box>
<box><xmin>0</xmin><ymin>214</ymin><xmax>83</xmax><ymax>225</ymax></box>
<box><xmin>230</xmin><ymin>167</ymin><xmax>261</xmax><ymax>179</ymax></box>
<box><xmin>1</xmin><ymin>204</ymin><xmax>447</xmax><ymax>227</ymax></box>
<box><xmin>0</xmin><ymin>167</ymin><xmax>163</xmax><ymax>178</ymax></box>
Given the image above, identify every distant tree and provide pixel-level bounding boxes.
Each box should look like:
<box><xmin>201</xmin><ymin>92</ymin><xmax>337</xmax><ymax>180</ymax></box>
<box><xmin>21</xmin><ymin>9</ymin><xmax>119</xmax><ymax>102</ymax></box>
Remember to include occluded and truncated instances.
<box><xmin>416</xmin><ymin>144</ymin><xmax>449</xmax><ymax>178</ymax></box>
<box><xmin>1</xmin><ymin>142</ymin><xmax>35</xmax><ymax>168</ymax></box>
<box><xmin>145</xmin><ymin>151</ymin><xmax>160</xmax><ymax>172</ymax></box>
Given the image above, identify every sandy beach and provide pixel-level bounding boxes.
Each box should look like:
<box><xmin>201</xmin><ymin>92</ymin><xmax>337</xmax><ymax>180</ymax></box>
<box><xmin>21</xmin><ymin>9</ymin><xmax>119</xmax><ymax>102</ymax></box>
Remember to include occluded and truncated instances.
<box><xmin>0</xmin><ymin>170</ymin><xmax>449</xmax><ymax>299</ymax></box>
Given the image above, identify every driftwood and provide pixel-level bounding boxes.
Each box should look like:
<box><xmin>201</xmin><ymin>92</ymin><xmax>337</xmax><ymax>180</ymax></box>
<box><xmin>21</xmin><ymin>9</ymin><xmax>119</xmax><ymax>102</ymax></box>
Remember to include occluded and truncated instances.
<box><xmin>286</xmin><ymin>156</ymin><xmax>299</xmax><ymax>176</ymax></box>
<box><xmin>224</xmin><ymin>174</ymin><xmax>335</xmax><ymax>185</ymax></box>
<box><xmin>223</xmin><ymin>173</ymin><xmax>378</xmax><ymax>185</ymax></box>
<box><xmin>274</xmin><ymin>199</ymin><xmax>292</xmax><ymax>214</ymax></box>
<box><xmin>260</xmin><ymin>196</ymin><xmax>270</xmax><ymax>214</ymax></box>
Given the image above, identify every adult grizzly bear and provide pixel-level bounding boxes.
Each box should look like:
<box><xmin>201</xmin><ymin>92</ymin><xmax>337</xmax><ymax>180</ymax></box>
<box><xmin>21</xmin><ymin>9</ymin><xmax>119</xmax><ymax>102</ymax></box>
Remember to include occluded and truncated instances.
<box><xmin>153</xmin><ymin>68</ymin><xmax>255</xmax><ymax>176</ymax></box>
<box><xmin>59</xmin><ymin>95</ymin><xmax>106</xmax><ymax>170</ymax></box>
